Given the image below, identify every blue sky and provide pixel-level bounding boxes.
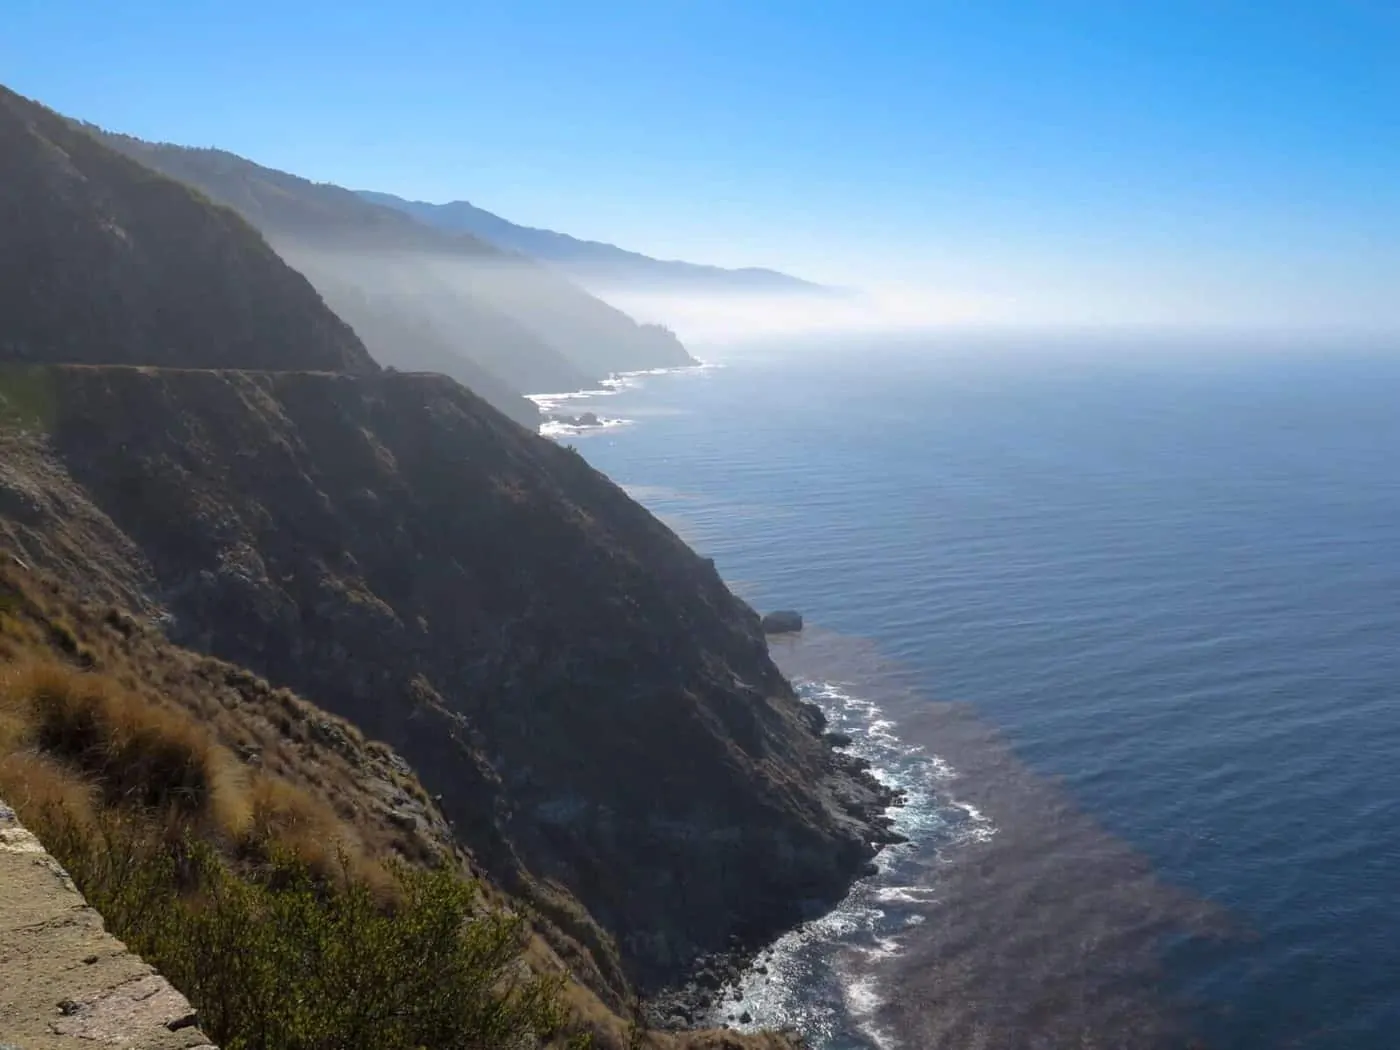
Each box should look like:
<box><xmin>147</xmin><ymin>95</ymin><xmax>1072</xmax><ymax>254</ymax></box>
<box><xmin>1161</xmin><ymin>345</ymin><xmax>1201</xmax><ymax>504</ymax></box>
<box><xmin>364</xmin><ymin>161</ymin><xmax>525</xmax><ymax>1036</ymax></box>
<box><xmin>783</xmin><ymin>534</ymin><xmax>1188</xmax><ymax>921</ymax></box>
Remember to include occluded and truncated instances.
<box><xmin>6</xmin><ymin>1</ymin><xmax>1400</xmax><ymax>328</ymax></box>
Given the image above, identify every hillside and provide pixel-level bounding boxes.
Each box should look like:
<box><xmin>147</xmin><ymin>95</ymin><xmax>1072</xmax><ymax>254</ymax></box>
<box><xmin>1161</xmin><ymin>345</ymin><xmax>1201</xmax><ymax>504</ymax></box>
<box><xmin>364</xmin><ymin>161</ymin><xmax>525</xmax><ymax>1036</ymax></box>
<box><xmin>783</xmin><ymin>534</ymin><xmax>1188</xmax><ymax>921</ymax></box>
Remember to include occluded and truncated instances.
<box><xmin>6</xmin><ymin>365</ymin><xmax>897</xmax><ymax>993</ymax></box>
<box><xmin>0</xmin><ymin>558</ymin><xmax>797</xmax><ymax>1050</ymax></box>
<box><xmin>303</xmin><ymin>267</ymin><xmax>546</xmax><ymax>427</ymax></box>
<box><xmin>359</xmin><ymin>190</ymin><xmax>826</xmax><ymax>296</ymax></box>
<box><xmin>98</xmin><ymin>134</ymin><xmax>696</xmax><ymax>401</ymax></box>
<box><xmin>0</xmin><ymin>88</ymin><xmax>375</xmax><ymax>376</ymax></box>
<box><xmin>0</xmin><ymin>86</ymin><xmax>897</xmax><ymax>1046</ymax></box>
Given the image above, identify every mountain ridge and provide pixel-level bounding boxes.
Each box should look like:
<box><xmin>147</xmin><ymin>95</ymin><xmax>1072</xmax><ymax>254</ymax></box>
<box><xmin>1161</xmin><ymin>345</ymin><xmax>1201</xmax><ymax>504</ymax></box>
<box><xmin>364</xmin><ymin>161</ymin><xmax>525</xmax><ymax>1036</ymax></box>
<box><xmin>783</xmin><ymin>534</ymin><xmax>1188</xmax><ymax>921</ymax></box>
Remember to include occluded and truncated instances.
<box><xmin>358</xmin><ymin>190</ymin><xmax>827</xmax><ymax>295</ymax></box>
<box><xmin>0</xmin><ymin>88</ymin><xmax>376</xmax><ymax>378</ymax></box>
<box><xmin>93</xmin><ymin>132</ymin><xmax>695</xmax><ymax>422</ymax></box>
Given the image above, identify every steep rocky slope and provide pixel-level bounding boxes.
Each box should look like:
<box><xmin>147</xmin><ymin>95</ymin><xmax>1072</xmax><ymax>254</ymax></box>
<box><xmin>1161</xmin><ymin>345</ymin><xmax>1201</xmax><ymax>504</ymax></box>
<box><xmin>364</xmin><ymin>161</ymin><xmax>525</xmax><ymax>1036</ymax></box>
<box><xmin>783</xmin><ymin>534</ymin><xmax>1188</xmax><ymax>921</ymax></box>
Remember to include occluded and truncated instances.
<box><xmin>3</xmin><ymin>364</ymin><xmax>897</xmax><ymax>993</ymax></box>
<box><xmin>0</xmin><ymin>88</ymin><xmax>374</xmax><ymax>376</ymax></box>
<box><xmin>99</xmin><ymin>134</ymin><xmax>695</xmax><ymax>396</ymax></box>
<box><xmin>306</xmin><ymin>269</ymin><xmax>544</xmax><ymax>427</ymax></box>
<box><xmin>0</xmin><ymin>85</ymin><xmax>898</xmax><ymax>1040</ymax></box>
<box><xmin>291</xmin><ymin>245</ymin><xmax>591</xmax><ymax>400</ymax></box>
<box><xmin>0</xmin><ymin>557</ymin><xmax>795</xmax><ymax>1050</ymax></box>
<box><xmin>0</xmin><ymin>558</ymin><xmax>457</xmax><ymax>871</ymax></box>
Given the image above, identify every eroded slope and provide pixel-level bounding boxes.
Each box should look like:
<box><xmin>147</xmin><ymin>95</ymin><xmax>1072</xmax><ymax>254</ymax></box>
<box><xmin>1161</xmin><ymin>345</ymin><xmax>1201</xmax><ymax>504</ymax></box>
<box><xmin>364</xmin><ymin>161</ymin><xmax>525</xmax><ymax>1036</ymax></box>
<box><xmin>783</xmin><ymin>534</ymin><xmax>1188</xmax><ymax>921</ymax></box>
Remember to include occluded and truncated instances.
<box><xmin>8</xmin><ymin>364</ymin><xmax>897</xmax><ymax>993</ymax></box>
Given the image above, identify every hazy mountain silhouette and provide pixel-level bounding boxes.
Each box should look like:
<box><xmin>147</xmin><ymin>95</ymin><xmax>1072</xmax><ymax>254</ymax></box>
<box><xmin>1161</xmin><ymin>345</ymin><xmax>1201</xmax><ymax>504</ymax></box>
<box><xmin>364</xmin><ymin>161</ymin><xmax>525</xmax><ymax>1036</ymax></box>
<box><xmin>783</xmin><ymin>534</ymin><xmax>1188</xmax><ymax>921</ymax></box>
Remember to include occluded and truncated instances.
<box><xmin>95</xmin><ymin>135</ymin><xmax>695</xmax><ymax>420</ymax></box>
<box><xmin>359</xmin><ymin>190</ymin><xmax>827</xmax><ymax>295</ymax></box>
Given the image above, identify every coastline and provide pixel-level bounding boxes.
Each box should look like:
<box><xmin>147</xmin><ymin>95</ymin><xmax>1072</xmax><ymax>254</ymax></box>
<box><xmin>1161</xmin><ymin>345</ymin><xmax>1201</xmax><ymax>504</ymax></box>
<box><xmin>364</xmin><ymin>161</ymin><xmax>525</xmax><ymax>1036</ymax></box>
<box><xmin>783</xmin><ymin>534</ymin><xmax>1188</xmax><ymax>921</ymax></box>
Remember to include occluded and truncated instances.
<box><xmin>765</xmin><ymin>630</ymin><xmax>1230</xmax><ymax>1049</ymax></box>
<box><xmin>637</xmin><ymin>678</ymin><xmax>906</xmax><ymax>1033</ymax></box>
<box><xmin>527</xmin><ymin>361</ymin><xmax>719</xmax><ymax>437</ymax></box>
<box><xmin>546</xmin><ymin>363</ymin><xmax>1236</xmax><ymax>1049</ymax></box>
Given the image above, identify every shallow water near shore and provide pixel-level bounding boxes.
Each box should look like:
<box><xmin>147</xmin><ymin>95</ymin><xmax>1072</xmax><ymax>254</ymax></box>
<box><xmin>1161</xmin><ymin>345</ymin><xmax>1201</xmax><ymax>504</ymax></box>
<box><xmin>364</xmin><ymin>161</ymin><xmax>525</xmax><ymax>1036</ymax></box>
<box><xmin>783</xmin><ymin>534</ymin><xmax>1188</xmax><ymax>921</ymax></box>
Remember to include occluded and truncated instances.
<box><xmin>758</xmin><ymin>630</ymin><xmax>1226</xmax><ymax>1049</ymax></box>
<box><xmin>558</xmin><ymin>335</ymin><xmax>1400</xmax><ymax>1049</ymax></box>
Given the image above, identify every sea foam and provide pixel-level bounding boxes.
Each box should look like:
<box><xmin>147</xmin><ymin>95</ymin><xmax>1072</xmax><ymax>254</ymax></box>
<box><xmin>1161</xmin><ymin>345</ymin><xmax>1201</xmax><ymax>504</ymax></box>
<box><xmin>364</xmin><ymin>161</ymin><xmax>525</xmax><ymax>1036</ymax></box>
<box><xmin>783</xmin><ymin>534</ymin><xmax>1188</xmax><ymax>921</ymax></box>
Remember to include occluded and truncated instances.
<box><xmin>709</xmin><ymin>678</ymin><xmax>995</xmax><ymax>1049</ymax></box>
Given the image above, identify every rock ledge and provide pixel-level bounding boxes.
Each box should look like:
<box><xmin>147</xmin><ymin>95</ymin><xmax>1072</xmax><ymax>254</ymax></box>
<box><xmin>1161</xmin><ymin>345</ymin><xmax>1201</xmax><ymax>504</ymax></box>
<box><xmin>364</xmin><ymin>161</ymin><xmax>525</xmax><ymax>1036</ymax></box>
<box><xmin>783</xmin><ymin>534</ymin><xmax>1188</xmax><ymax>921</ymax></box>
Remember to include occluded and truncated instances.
<box><xmin>0</xmin><ymin>799</ymin><xmax>216</xmax><ymax>1049</ymax></box>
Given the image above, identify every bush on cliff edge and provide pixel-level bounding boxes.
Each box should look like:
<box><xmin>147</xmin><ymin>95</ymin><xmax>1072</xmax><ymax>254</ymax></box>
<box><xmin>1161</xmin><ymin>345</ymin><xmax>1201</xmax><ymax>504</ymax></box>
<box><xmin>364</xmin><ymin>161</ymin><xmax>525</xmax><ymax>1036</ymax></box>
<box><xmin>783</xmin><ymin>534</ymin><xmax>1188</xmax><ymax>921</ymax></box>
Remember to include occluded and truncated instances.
<box><xmin>36</xmin><ymin>807</ymin><xmax>574</xmax><ymax>1050</ymax></box>
<box><xmin>0</xmin><ymin>636</ymin><xmax>576</xmax><ymax>1049</ymax></box>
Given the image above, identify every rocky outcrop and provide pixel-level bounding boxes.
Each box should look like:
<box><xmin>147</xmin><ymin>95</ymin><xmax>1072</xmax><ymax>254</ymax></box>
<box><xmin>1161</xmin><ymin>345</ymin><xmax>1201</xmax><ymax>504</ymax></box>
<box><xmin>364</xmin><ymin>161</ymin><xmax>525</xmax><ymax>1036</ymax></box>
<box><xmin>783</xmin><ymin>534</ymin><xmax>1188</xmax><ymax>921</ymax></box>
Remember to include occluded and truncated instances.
<box><xmin>551</xmin><ymin>411</ymin><xmax>604</xmax><ymax>428</ymax></box>
<box><xmin>0</xmin><ymin>799</ymin><xmax>217</xmax><ymax>1049</ymax></box>
<box><xmin>761</xmin><ymin>611</ymin><xmax>805</xmax><ymax>634</ymax></box>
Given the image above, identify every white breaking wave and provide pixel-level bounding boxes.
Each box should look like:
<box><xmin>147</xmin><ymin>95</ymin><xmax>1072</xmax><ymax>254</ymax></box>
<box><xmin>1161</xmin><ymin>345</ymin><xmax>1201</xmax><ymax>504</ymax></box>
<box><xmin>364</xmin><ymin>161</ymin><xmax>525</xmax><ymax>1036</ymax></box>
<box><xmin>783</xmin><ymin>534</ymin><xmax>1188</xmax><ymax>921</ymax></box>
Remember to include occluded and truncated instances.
<box><xmin>710</xmin><ymin>678</ymin><xmax>997</xmax><ymax>1049</ymax></box>
<box><xmin>874</xmin><ymin>886</ymin><xmax>941</xmax><ymax>905</ymax></box>
<box><xmin>528</xmin><ymin>361</ymin><xmax>717</xmax><ymax>407</ymax></box>
<box><xmin>530</xmin><ymin>362</ymin><xmax>717</xmax><ymax>437</ymax></box>
<box><xmin>538</xmin><ymin>416</ymin><xmax>634</xmax><ymax>438</ymax></box>
<box><xmin>840</xmin><ymin>968</ymin><xmax>902</xmax><ymax>1050</ymax></box>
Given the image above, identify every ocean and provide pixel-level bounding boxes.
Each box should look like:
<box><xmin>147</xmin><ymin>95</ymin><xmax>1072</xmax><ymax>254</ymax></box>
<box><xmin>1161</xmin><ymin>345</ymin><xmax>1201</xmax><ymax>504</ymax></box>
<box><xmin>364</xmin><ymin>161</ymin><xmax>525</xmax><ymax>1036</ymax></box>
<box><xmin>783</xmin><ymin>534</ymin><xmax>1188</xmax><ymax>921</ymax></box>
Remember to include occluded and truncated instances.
<box><xmin>534</xmin><ymin>332</ymin><xmax>1400</xmax><ymax>1050</ymax></box>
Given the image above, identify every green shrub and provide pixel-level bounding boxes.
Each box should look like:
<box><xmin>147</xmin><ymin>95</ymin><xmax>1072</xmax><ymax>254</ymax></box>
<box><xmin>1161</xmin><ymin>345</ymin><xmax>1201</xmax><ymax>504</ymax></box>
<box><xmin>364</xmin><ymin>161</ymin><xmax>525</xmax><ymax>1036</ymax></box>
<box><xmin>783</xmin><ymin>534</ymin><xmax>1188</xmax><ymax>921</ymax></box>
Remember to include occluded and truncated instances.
<box><xmin>0</xmin><ymin>365</ymin><xmax>56</xmax><ymax>431</ymax></box>
<box><xmin>38</xmin><ymin>806</ymin><xmax>569</xmax><ymax>1050</ymax></box>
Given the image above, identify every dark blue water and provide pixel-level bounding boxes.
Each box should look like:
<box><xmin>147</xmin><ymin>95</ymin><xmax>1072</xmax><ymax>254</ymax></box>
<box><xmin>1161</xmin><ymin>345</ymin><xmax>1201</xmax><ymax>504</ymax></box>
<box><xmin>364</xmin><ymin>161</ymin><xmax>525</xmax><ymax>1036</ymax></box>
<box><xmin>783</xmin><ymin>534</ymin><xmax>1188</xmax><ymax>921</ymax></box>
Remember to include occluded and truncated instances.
<box><xmin>543</xmin><ymin>335</ymin><xmax>1400</xmax><ymax>1049</ymax></box>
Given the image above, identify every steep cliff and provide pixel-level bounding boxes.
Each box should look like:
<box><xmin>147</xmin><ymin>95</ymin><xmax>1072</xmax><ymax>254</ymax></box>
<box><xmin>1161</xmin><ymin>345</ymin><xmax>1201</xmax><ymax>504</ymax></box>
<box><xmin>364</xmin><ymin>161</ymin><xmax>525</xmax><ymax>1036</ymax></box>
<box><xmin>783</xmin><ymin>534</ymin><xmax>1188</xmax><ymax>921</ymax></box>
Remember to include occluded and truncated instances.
<box><xmin>305</xmin><ymin>270</ymin><xmax>544</xmax><ymax>427</ymax></box>
<box><xmin>0</xmin><ymin>88</ymin><xmax>374</xmax><ymax>377</ymax></box>
<box><xmin>0</xmin><ymin>84</ymin><xmax>896</xmax><ymax>1039</ymax></box>
<box><xmin>0</xmin><ymin>558</ymin><xmax>797</xmax><ymax>1049</ymax></box>
<box><xmin>8</xmin><ymin>364</ymin><xmax>896</xmax><ymax>991</ymax></box>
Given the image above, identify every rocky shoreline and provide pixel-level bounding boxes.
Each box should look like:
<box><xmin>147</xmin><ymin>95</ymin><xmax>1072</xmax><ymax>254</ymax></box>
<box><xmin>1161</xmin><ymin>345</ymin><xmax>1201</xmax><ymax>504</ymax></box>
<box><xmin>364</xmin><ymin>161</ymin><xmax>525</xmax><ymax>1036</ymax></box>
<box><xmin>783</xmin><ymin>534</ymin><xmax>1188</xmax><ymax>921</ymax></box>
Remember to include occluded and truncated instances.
<box><xmin>642</xmin><ymin>712</ymin><xmax>908</xmax><ymax>1030</ymax></box>
<box><xmin>549</xmin><ymin>410</ymin><xmax>604</xmax><ymax>428</ymax></box>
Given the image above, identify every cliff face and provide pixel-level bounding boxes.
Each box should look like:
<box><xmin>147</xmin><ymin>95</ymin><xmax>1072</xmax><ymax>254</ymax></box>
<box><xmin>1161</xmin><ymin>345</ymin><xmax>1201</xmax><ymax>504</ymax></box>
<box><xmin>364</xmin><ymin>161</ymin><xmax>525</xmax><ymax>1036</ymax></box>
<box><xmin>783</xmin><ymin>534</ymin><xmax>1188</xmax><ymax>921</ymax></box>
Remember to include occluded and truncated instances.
<box><xmin>99</xmin><ymin>135</ymin><xmax>696</xmax><ymax>394</ymax></box>
<box><xmin>0</xmin><ymin>85</ymin><xmax>895</xmax><ymax>1031</ymax></box>
<box><xmin>289</xmin><ymin>246</ymin><xmax>592</xmax><ymax>400</ymax></box>
<box><xmin>304</xmin><ymin>270</ymin><xmax>544</xmax><ymax>427</ymax></box>
<box><xmin>0</xmin><ymin>89</ymin><xmax>374</xmax><ymax>377</ymax></box>
<box><xmin>18</xmin><ymin>364</ymin><xmax>894</xmax><ymax>989</ymax></box>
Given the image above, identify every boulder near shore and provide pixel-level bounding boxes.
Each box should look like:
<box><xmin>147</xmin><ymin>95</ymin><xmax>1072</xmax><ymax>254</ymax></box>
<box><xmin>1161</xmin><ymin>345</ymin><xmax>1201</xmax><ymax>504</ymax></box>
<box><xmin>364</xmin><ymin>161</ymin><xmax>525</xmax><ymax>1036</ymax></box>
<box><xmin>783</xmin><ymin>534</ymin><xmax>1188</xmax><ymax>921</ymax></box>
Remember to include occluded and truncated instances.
<box><xmin>761</xmin><ymin>610</ymin><xmax>805</xmax><ymax>634</ymax></box>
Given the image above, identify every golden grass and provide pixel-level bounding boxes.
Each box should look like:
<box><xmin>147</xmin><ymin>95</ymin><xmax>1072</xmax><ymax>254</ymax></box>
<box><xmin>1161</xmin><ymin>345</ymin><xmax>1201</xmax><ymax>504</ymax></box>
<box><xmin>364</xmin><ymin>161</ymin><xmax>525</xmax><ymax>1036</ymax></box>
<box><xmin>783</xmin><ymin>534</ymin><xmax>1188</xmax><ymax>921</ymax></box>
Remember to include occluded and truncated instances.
<box><xmin>0</xmin><ymin>653</ymin><xmax>384</xmax><ymax>893</ymax></box>
<box><xmin>4</xmin><ymin>660</ymin><xmax>215</xmax><ymax>810</ymax></box>
<box><xmin>0</xmin><ymin>565</ymin><xmax>435</xmax><ymax>868</ymax></box>
<box><xmin>0</xmin><ymin>749</ymin><xmax>95</xmax><ymax>825</ymax></box>
<box><xmin>0</xmin><ymin>561</ymin><xmax>797</xmax><ymax>1050</ymax></box>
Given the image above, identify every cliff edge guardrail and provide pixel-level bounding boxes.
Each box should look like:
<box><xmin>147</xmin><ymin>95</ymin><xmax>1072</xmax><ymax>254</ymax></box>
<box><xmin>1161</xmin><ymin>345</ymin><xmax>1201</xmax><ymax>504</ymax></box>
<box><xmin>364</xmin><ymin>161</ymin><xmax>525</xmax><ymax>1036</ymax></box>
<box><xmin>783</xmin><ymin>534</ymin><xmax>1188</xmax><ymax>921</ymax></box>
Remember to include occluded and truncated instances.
<box><xmin>0</xmin><ymin>799</ymin><xmax>216</xmax><ymax>1049</ymax></box>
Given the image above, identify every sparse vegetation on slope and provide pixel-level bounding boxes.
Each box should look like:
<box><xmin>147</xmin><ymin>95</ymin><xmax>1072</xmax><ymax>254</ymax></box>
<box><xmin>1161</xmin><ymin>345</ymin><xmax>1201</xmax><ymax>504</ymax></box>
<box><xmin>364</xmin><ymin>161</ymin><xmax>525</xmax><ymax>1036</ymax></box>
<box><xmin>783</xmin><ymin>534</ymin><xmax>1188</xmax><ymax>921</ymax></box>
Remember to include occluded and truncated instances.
<box><xmin>0</xmin><ymin>570</ymin><xmax>568</xmax><ymax>1050</ymax></box>
<box><xmin>0</xmin><ymin>566</ymin><xmax>799</xmax><ymax>1050</ymax></box>
<box><xmin>38</xmin><ymin>809</ymin><xmax>570</xmax><ymax>1050</ymax></box>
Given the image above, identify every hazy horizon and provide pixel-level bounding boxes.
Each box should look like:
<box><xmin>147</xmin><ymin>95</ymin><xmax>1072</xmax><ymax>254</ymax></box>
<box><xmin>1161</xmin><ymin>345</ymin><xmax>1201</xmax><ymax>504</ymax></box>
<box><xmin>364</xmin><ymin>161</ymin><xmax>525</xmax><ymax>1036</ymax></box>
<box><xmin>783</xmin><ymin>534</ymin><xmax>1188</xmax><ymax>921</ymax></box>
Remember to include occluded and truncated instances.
<box><xmin>6</xmin><ymin>1</ymin><xmax>1399</xmax><ymax>334</ymax></box>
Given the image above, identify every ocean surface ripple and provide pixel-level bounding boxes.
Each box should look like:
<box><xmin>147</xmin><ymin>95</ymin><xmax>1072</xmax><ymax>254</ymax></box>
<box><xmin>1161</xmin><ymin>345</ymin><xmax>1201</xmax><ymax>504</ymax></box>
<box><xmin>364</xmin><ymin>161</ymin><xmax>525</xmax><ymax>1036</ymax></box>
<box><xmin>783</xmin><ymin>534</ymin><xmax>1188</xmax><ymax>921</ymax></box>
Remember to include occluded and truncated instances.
<box><xmin>550</xmin><ymin>337</ymin><xmax>1400</xmax><ymax>1049</ymax></box>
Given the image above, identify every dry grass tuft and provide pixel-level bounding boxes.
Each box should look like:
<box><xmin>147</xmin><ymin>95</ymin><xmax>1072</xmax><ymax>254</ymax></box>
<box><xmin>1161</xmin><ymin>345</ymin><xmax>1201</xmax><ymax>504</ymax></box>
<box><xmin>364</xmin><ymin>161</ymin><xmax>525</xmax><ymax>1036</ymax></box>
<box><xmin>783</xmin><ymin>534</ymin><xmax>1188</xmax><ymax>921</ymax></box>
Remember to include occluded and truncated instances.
<box><xmin>0</xmin><ymin>654</ymin><xmax>385</xmax><ymax>887</ymax></box>
<box><xmin>0</xmin><ymin>562</ymin><xmax>448</xmax><ymax>872</ymax></box>
<box><xmin>240</xmin><ymin>774</ymin><xmax>380</xmax><ymax>888</ymax></box>
<box><xmin>3</xmin><ymin>661</ymin><xmax>214</xmax><ymax>811</ymax></box>
<box><xmin>0</xmin><ymin>749</ymin><xmax>95</xmax><ymax>824</ymax></box>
